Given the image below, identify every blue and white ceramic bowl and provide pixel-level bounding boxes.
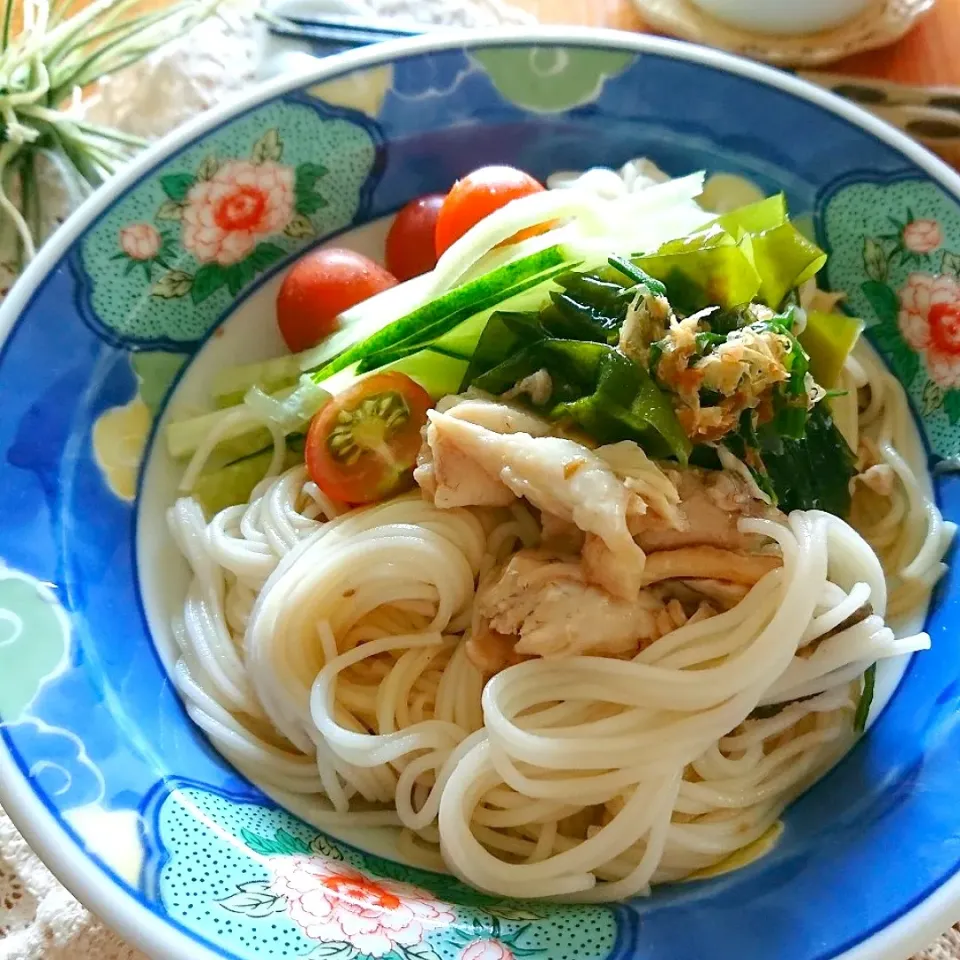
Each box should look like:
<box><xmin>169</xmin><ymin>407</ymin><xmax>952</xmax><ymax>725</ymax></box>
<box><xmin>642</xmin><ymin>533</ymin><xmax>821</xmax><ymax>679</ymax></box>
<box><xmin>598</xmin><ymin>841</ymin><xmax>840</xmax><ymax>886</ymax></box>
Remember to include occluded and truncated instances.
<box><xmin>3</xmin><ymin>28</ymin><xmax>960</xmax><ymax>960</ymax></box>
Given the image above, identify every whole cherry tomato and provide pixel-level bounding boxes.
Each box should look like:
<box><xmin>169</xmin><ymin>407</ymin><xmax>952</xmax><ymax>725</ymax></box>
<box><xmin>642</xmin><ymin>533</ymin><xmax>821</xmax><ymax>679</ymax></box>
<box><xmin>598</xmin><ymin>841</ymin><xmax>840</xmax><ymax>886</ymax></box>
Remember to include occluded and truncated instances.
<box><xmin>276</xmin><ymin>248</ymin><xmax>397</xmax><ymax>353</ymax></box>
<box><xmin>386</xmin><ymin>194</ymin><xmax>445</xmax><ymax>281</ymax></box>
<box><xmin>434</xmin><ymin>166</ymin><xmax>548</xmax><ymax>257</ymax></box>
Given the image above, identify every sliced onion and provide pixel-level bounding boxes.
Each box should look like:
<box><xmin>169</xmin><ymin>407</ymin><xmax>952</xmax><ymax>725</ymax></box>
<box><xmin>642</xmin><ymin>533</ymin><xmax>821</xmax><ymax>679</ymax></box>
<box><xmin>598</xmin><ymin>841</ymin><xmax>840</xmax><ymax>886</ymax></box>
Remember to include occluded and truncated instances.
<box><xmin>430</xmin><ymin>188</ymin><xmax>610</xmax><ymax>295</ymax></box>
<box><xmin>244</xmin><ymin>376</ymin><xmax>330</xmax><ymax>434</ymax></box>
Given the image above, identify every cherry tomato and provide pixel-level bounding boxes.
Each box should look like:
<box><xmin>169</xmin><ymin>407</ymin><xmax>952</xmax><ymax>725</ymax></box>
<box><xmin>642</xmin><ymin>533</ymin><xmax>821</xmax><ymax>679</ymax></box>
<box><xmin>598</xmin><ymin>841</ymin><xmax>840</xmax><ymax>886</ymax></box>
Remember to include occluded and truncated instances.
<box><xmin>434</xmin><ymin>165</ymin><xmax>548</xmax><ymax>257</ymax></box>
<box><xmin>305</xmin><ymin>372</ymin><xmax>434</xmax><ymax>504</ymax></box>
<box><xmin>276</xmin><ymin>248</ymin><xmax>398</xmax><ymax>353</ymax></box>
<box><xmin>386</xmin><ymin>194</ymin><xmax>446</xmax><ymax>281</ymax></box>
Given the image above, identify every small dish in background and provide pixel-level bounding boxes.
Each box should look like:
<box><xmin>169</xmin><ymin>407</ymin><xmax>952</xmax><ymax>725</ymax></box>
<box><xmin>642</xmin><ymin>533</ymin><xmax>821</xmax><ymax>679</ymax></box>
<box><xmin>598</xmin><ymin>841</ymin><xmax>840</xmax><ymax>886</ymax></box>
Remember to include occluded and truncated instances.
<box><xmin>631</xmin><ymin>0</ymin><xmax>934</xmax><ymax>67</ymax></box>
<box><xmin>688</xmin><ymin>0</ymin><xmax>872</xmax><ymax>35</ymax></box>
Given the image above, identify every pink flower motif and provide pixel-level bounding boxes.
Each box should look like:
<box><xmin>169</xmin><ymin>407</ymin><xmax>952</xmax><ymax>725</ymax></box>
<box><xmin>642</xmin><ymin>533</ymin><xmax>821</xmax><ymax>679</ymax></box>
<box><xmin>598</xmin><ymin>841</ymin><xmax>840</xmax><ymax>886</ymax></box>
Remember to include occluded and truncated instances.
<box><xmin>898</xmin><ymin>272</ymin><xmax>960</xmax><ymax>388</ymax></box>
<box><xmin>119</xmin><ymin>223</ymin><xmax>161</xmax><ymax>261</ymax></box>
<box><xmin>902</xmin><ymin>218</ymin><xmax>942</xmax><ymax>255</ymax></box>
<box><xmin>461</xmin><ymin>939</ymin><xmax>516</xmax><ymax>960</ymax></box>
<box><xmin>182</xmin><ymin>160</ymin><xmax>294</xmax><ymax>266</ymax></box>
<box><xmin>269</xmin><ymin>856</ymin><xmax>454</xmax><ymax>958</ymax></box>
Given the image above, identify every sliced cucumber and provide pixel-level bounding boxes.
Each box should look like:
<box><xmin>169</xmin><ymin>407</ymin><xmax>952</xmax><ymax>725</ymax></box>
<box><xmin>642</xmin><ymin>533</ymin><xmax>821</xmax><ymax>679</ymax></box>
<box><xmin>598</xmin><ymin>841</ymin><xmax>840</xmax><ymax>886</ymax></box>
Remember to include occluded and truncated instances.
<box><xmin>168</xmin><ymin>407</ymin><xmax>263</xmax><ymax>461</ymax></box>
<box><xmin>209</xmin><ymin>274</ymin><xmax>434</xmax><ymax>405</ymax></box>
<box><xmin>358</xmin><ymin>271</ymin><xmax>570</xmax><ymax>372</ymax></box>
<box><xmin>321</xmin><ymin>349</ymin><xmax>468</xmax><ymax>401</ymax></box>
<box><xmin>297</xmin><ymin>272</ymin><xmax>435</xmax><ymax>373</ymax></box>
<box><xmin>313</xmin><ymin>244</ymin><xmax>577</xmax><ymax>383</ymax></box>
<box><xmin>191</xmin><ymin>443</ymin><xmax>304</xmax><ymax>517</ymax></box>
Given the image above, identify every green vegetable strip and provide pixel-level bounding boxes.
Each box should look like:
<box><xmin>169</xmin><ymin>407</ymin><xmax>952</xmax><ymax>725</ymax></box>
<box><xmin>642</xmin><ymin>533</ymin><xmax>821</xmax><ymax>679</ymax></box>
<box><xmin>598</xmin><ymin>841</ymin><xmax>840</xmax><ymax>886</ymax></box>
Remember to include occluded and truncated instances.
<box><xmin>800</xmin><ymin>310</ymin><xmax>865</xmax><ymax>389</ymax></box>
<box><xmin>634</xmin><ymin>227</ymin><xmax>762</xmax><ymax>313</ymax></box>
<box><xmin>767</xmin><ymin>308</ymin><xmax>812</xmax><ymax>440</ymax></box>
<box><xmin>544</xmin><ymin>291</ymin><xmax>621</xmax><ymax>343</ymax></box>
<box><xmin>715</xmin><ymin>193</ymin><xmax>787</xmax><ymax>235</ymax></box>
<box><xmin>461</xmin><ymin>311</ymin><xmax>546</xmax><ymax>389</ymax></box>
<box><xmin>743</xmin><ymin>223</ymin><xmax>827</xmax><ymax>309</ymax></box>
<box><xmin>854</xmin><ymin>663</ymin><xmax>877</xmax><ymax>733</ymax></box>
<box><xmin>558</xmin><ymin>271</ymin><xmax>635</xmax><ymax>304</ymax></box>
<box><xmin>629</xmin><ymin>201</ymin><xmax>827</xmax><ymax>313</ymax></box>
<box><xmin>321</xmin><ymin>246</ymin><xmax>573</xmax><ymax>379</ymax></box>
<box><xmin>354</xmin><ymin>259</ymin><xmax>574</xmax><ymax>371</ymax></box>
<box><xmin>212</xmin><ymin>355</ymin><xmax>303</xmax><ymax>406</ymax></box>
<box><xmin>471</xmin><ymin>338</ymin><xmax>691</xmax><ymax>463</ymax></box>
<box><xmin>756</xmin><ymin>403</ymin><xmax>857</xmax><ymax>517</ymax></box>
<box><xmin>192</xmin><ymin>440</ymin><xmax>305</xmax><ymax>517</ymax></box>
<box><xmin>606</xmin><ymin>256</ymin><xmax>667</xmax><ymax>297</ymax></box>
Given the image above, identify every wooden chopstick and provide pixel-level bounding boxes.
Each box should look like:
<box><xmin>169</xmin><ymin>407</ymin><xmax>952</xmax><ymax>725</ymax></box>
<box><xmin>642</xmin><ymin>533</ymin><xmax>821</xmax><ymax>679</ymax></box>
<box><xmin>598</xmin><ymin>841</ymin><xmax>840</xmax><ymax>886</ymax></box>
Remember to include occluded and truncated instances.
<box><xmin>800</xmin><ymin>71</ymin><xmax>960</xmax><ymax>113</ymax></box>
<box><xmin>801</xmin><ymin>70</ymin><xmax>960</xmax><ymax>164</ymax></box>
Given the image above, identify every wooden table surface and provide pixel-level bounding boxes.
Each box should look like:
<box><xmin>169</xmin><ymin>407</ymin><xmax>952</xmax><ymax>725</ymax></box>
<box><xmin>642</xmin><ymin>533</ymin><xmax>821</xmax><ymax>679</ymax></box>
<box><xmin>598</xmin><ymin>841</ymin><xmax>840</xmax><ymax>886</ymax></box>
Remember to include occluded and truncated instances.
<box><xmin>516</xmin><ymin>0</ymin><xmax>960</xmax><ymax>86</ymax></box>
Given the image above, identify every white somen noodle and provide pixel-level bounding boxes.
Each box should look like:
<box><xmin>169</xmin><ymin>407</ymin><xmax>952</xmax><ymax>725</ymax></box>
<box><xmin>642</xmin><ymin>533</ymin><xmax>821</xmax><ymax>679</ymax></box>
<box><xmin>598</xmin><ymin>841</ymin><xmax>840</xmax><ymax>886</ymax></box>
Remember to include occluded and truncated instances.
<box><xmin>164</xmin><ymin>157</ymin><xmax>954</xmax><ymax>899</ymax></box>
<box><xmin>167</xmin><ymin>340</ymin><xmax>951</xmax><ymax>900</ymax></box>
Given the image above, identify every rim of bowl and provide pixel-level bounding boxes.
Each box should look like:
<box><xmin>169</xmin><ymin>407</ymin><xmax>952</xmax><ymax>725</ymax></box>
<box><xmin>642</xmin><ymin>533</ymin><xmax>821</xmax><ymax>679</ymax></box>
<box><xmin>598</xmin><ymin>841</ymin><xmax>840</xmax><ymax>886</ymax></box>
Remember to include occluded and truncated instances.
<box><xmin>2</xmin><ymin>26</ymin><xmax>959</xmax><ymax>960</ymax></box>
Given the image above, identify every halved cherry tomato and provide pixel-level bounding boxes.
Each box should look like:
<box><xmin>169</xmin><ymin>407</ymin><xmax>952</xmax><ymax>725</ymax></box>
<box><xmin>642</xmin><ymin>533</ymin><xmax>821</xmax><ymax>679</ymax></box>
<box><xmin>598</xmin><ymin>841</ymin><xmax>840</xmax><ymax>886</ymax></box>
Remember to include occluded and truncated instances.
<box><xmin>434</xmin><ymin>165</ymin><xmax>548</xmax><ymax>257</ymax></box>
<box><xmin>305</xmin><ymin>372</ymin><xmax>433</xmax><ymax>504</ymax></box>
<box><xmin>277</xmin><ymin>248</ymin><xmax>398</xmax><ymax>353</ymax></box>
<box><xmin>386</xmin><ymin>194</ymin><xmax>445</xmax><ymax>281</ymax></box>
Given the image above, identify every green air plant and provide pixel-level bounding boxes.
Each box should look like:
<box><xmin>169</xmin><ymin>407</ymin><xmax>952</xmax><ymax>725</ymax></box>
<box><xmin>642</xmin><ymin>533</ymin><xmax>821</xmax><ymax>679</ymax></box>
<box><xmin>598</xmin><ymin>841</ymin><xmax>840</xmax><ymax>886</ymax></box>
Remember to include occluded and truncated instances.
<box><xmin>0</xmin><ymin>0</ymin><xmax>221</xmax><ymax>270</ymax></box>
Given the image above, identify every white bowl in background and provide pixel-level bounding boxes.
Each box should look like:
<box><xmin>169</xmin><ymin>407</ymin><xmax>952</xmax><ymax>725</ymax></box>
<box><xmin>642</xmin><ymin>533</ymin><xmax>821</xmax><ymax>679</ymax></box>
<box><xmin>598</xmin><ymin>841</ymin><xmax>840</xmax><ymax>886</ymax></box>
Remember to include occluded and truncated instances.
<box><xmin>688</xmin><ymin>0</ymin><xmax>873</xmax><ymax>34</ymax></box>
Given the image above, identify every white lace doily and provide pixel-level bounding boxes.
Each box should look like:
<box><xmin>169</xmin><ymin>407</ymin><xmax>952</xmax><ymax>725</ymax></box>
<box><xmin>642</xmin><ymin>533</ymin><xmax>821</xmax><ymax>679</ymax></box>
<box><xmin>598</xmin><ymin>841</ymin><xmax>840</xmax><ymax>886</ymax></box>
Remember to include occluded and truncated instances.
<box><xmin>0</xmin><ymin>3</ymin><xmax>957</xmax><ymax>958</ymax></box>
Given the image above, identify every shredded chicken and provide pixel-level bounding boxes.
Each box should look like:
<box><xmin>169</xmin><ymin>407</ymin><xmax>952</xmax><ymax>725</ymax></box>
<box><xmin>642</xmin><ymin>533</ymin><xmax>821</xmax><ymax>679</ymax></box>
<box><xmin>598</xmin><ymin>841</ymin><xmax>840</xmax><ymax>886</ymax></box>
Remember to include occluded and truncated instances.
<box><xmin>715</xmin><ymin>444</ymin><xmax>772</xmax><ymax>505</ymax></box>
<box><xmin>540</xmin><ymin>512</ymin><xmax>585</xmax><ymax>553</ymax></box>
<box><xmin>631</xmin><ymin>465</ymin><xmax>781</xmax><ymax>553</ymax></box>
<box><xmin>416</xmin><ymin>408</ymin><xmax>648</xmax><ymax>598</ymax></box>
<box><xmin>466</xmin><ymin>622</ymin><xmax>527</xmax><ymax>674</ymax></box>
<box><xmin>856</xmin><ymin>464</ymin><xmax>896</xmax><ymax>497</ymax></box>
<box><xmin>417</xmin><ymin>396</ymin><xmax>788</xmax><ymax>663</ymax></box>
<box><xmin>468</xmin><ymin>549</ymin><xmax>717</xmax><ymax>671</ymax></box>
<box><xmin>414</xmin><ymin>433</ymin><xmax>514</xmax><ymax>508</ymax></box>
<box><xmin>434</xmin><ymin>393</ymin><xmax>552</xmax><ymax>435</ymax></box>
<box><xmin>698</xmin><ymin>325</ymin><xmax>791</xmax><ymax>396</ymax></box>
<box><xmin>414</xmin><ymin>397</ymin><xmax>552</xmax><ymax>508</ymax></box>
<box><xmin>503</xmin><ymin>368</ymin><xmax>553</xmax><ymax>406</ymax></box>
<box><xmin>653</xmin><ymin>306</ymin><xmax>798</xmax><ymax>442</ymax></box>
<box><xmin>640</xmin><ymin>546</ymin><xmax>781</xmax><ymax>587</ymax></box>
<box><xmin>677</xmin><ymin>578</ymin><xmax>750</xmax><ymax>610</ymax></box>
<box><xmin>595</xmin><ymin>441</ymin><xmax>684</xmax><ymax>529</ymax></box>
<box><xmin>618</xmin><ymin>287</ymin><xmax>673</xmax><ymax>366</ymax></box>
<box><xmin>653</xmin><ymin>312</ymin><xmax>704</xmax><ymax>403</ymax></box>
<box><xmin>691</xmin><ymin>326</ymin><xmax>791</xmax><ymax>441</ymax></box>
<box><xmin>582</xmin><ymin>532</ymin><xmax>640</xmax><ymax>600</ymax></box>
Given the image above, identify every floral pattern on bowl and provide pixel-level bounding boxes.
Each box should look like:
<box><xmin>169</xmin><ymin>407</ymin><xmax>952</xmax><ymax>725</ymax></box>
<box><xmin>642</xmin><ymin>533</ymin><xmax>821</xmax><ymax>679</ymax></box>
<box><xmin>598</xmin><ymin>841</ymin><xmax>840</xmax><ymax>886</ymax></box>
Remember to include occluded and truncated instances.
<box><xmin>147</xmin><ymin>783</ymin><xmax>616</xmax><ymax>960</ymax></box>
<box><xmin>77</xmin><ymin>98</ymin><xmax>380</xmax><ymax>350</ymax></box>
<box><xmin>819</xmin><ymin>173</ymin><xmax>960</xmax><ymax>457</ymax></box>
<box><xmin>147</xmin><ymin>133</ymin><xmax>327</xmax><ymax>302</ymax></box>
